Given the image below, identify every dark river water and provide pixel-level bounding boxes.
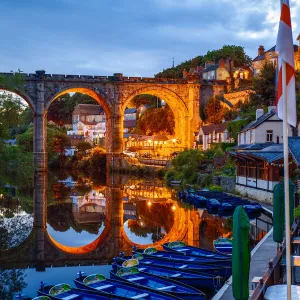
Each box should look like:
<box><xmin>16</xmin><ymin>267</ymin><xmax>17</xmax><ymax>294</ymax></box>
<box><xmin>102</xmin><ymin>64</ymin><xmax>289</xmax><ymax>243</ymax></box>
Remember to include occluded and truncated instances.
<box><xmin>0</xmin><ymin>172</ymin><xmax>270</xmax><ymax>299</ymax></box>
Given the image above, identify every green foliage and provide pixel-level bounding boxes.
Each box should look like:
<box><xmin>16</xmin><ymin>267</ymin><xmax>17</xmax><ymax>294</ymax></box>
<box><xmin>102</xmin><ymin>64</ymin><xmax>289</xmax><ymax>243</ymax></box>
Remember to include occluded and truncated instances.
<box><xmin>207</xmin><ymin>184</ymin><xmax>223</xmax><ymax>192</ymax></box>
<box><xmin>295</xmin><ymin>206</ymin><xmax>300</xmax><ymax>219</ymax></box>
<box><xmin>205</xmin><ymin>45</ymin><xmax>252</xmax><ymax>67</ymax></box>
<box><xmin>166</xmin><ymin>150</ymin><xmax>205</xmax><ymax>184</ymax></box>
<box><xmin>155</xmin><ymin>56</ymin><xmax>205</xmax><ymax>78</ymax></box>
<box><xmin>250</xmin><ymin>62</ymin><xmax>276</xmax><ymax>107</ymax></box>
<box><xmin>198</xmin><ymin>174</ymin><xmax>213</xmax><ymax>187</ymax></box>
<box><xmin>0</xmin><ymin>145</ymin><xmax>33</xmax><ymax>189</ymax></box>
<box><xmin>226</xmin><ymin>119</ymin><xmax>249</xmax><ymax>142</ymax></box>
<box><xmin>47</xmin><ymin>92</ymin><xmax>98</xmax><ymax>124</ymax></box>
<box><xmin>0</xmin><ymin>72</ymin><xmax>25</xmax><ymax>91</ymax></box>
<box><xmin>134</xmin><ymin>105</ymin><xmax>175</xmax><ymax>135</ymax></box>
<box><xmin>0</xmin><ymin>269</ymin><xmax>27</xmax><ymax>299</ymax></box>
<box><xmin>76</xmin><ymin>141</ymin><xmax>92</xmax><ymax>154</ymax></box>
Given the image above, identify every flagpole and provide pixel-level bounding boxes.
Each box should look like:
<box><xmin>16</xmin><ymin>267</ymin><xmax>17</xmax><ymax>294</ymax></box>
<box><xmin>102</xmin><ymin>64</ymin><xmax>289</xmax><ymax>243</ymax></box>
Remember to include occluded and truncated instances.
<box><xmin>282</xmin><ymin>61</ymin><xmax>292</xmax><ymax>300</ymax></box>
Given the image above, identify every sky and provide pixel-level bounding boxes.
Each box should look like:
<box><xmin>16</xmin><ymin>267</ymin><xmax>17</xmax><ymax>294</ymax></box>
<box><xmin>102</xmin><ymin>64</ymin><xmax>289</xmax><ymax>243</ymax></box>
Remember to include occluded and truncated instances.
<box><xmin>0</xmin><ymin>0</ymin><xmax>299</xmax><ymax>77</ymax></box>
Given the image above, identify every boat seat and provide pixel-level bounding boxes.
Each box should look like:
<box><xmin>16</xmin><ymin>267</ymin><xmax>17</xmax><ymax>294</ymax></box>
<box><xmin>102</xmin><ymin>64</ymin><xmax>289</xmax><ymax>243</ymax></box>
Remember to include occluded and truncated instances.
<box><xmin>188</xmin><ymin>258</ymin><xmax>195</xmax><ymax>261</ymax></box>
<box><xmin>138</xmin><ymin>268</ymin><xmax>146</xmax><ymax>271</ymax></box>
<box><xmin>156</xmin><ymin>255</ymin><xmax>163</xmax><ymax>257</ymax></box>
<box><xmin>61</xmin><ymin>294</ymin><xmax>80</xmax><ymax>300</ymax></box>
<box><xmin>128</xmin><ymin>276</ymin><xmax>145</xmax><ymax>282</ymax></box>
<box><xmin>179</xmin><ymin>265</ymin><xmax>187</xmax><ymax>269</ymax></box>
<box><xmin>131</xmin><ymin>293</ymin><xmax>149</xmax><ymax>299</ymax></box>
<box><xmin>143</xmin><ymin>261</ymin><xmax>152</xmax><ymax>264</ymax></box>
<box><xmin>157</xmin><ymin>285</ymin><xmax>176</xmax><ymax>291</ymax></box>
<box><xmin>95</xmin><ymin>284</ymin><xmax>113</xmax><ymax>290</ymax></box>
<box><xmin>176</xmin><ymin>248</ymin><xmax>189</xmax><ymax>252</ymax></box>
<box><xmin>170</xmin><ymin>273</ymin><xmax>181</xmax><ymax>277</ymax></box>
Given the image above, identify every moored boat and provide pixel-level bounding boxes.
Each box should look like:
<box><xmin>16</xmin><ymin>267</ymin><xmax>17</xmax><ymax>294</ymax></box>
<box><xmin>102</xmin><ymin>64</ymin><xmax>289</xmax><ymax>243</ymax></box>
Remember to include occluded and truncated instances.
<box><xmin>115</xmin><ymin>254</ymin><xmax>231</xmax><ymax>279</ymax></box>
<box><xmin>38</xmin><ymin>283</ymin><xmax>128</xmax><ymax>299</ymax></box>
<box><xmin>133</xmin><ymin>247</ymin><xmax>231</xmax><ymax>267</ymax></box>
<box><xmin>74</xmin><ymin>273</ymin><xmax>182</xmax><ymax>300</ymax></box>
<box><xmin>110</xmin><ymin>263</ymin><xmax>206</xmax><ymax>300</ymax></box>
<box><xmin>213</xmin><ymin>238</ymin><xmax>233</xmax><ymax>255</ymax></box>
<box><xmin>163</xmin><ymin>241</ymin><xmax>231</xmax><ymax>260</ymax></box>
<box><xmin>111</xmin><ymin>259</ymin><xmax>224</xmax><ymax>291</ymax></box>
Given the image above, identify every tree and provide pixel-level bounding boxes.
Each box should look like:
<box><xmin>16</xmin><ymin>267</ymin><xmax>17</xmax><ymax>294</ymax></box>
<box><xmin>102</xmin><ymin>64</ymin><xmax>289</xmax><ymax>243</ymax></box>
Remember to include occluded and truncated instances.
<box><xmin>0</xmin><ymin>269</ymin><xmax>27</xmax><ymax>299</ymax></box>
<box><xmin>155</xmin><ymin>55</ymin><xmax>205</xmax><ymax>78</ymax></box>
<box><xmin>134</xmin><ymin>105</ymin><xmax>175</xmax><ymax>135</ymax></box>
<box><xmin>250</xmin><ymin>62</ymin><xmax>276</xmax><ymax>107</ymax></box>
<box><xmin>47</xmin><ymin>92</ymin><xmax>98</xmax><ymax>124</ymax></box>
<box><xmin>50</xmin><ymin>133</ymin><xmax>71</xmax><ymax>165</ymax></box>
<box><xmin>0</xmin><ymin>93</ymin><xmax>27</xmax><ymax>139</ymax></box>
<box><xmin>205</xmin><ymin>45</ymin><xmax>252</xmax><ymax>68</ymax></box>
<box><xmin>204</xmin><ymin>96</ymin><xmax>226</xmax><ymax>124</ymax></box>
<box><xmin>76</xmin><ymin>141</ymin><xmax>92</xmax><ymax>156</ymax></box>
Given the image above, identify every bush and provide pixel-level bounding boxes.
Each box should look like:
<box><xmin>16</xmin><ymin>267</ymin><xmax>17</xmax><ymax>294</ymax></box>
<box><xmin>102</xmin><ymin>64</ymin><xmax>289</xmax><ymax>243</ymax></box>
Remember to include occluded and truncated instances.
<box><xmin>295</xmin><ymin>207</ymin><xmax>300</xmax><ymax>219</ymax></box>
<box><xmin>208</xmin><ymin>184</ymin><xmax>223</xmax><ymax>192</ymax></box>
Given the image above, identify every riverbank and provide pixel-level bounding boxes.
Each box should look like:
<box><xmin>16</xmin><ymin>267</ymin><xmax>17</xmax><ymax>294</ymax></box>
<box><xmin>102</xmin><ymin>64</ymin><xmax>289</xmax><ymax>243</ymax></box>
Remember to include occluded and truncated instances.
<box><xmin>213</xmin><ymin>206</ymin><xmax>274</xmax><ymax>300</ymax></box>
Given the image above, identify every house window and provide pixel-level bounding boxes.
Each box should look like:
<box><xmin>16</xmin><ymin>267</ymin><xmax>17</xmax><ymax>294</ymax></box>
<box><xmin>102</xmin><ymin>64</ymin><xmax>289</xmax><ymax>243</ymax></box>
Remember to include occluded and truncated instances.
<box><xmin>266</xmin><ymin>130</ymin><xmax>273</xmax><ymax>142</ymax></box>
<box><xmin>250</xmin><ymin>130</ymin><xmax>253</xmax><ymax>144</ymax></box>
<box><xmin>218</xmin><ymin>133</ymin><xmax>221</xmax><ymax>142</ymax></box>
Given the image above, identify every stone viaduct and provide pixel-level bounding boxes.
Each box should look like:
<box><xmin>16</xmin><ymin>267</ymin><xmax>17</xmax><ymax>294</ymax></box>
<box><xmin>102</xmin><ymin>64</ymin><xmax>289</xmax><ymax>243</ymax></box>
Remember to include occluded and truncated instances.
<box><xmin>0</xmin><ymin>71</ymin><xmax>201</xmax><ymax>171</ymax></box>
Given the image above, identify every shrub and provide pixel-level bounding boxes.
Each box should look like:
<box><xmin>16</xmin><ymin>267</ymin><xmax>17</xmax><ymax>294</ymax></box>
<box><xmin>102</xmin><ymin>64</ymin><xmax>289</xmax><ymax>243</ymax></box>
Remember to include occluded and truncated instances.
<box><xmin>295</xmin><ymin>207</ymin><xmax>300</xmax><ymax>219</ymax></box>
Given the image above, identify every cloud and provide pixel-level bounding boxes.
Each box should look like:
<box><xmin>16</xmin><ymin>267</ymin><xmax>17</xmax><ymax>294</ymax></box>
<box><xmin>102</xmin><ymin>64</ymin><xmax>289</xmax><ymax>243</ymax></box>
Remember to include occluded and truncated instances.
<box><xmin>0</xmin><ymin>0</ymin><xmax>299</xmax><ymax>76</ymax></box>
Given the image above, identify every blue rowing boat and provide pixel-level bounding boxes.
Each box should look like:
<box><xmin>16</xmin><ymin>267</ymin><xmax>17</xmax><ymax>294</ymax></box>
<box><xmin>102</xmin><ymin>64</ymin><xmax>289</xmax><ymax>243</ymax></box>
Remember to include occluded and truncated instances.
<box><xmin>110</xmin><ymin>262</ymin><xmax>206</xmax><ymax>300</ymax></box>
<box><xmin>132</xmin><ymin>247</ymin><xmax>231</xmax><ymax>267</ymax></box>
<box><xmin>115</xmin><ymin>254</ymin><xmax>231</xmax><ymax>279</ymax></box>
<box><xmin>163</xmin><ymin>241</ymin><xmax>230</xmax><ymax>260</ymax></box>
<box><xmin>213</xmin><ymin>238</ymin><xmax>233</xmax><ymax>255</ymax></box>
<box><xmin>37</xmin><ymin>283</ymin><xmax>129</xmax><ymax>300</ymax></box>
<box><xmin>32</xmin><ymin>297</ymin><xmax>50</xmax><ymax>300</ymax></box>
<box><xmin>111</xmin><ymin>259</ymin><xmax>224</xmax><ymax>291</ymax></box>
<box><xmin>74</xmin><ymin>273</ymin><xmax>182</xmax><ymax>300</ymax></box>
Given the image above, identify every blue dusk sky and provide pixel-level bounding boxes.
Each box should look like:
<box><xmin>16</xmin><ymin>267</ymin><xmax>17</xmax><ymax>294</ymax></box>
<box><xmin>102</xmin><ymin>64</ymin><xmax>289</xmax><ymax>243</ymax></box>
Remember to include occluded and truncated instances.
<box><xmin>0</xmin><ymin>0</ymin><xmax>299</xmax><ymax>77</ymax></box>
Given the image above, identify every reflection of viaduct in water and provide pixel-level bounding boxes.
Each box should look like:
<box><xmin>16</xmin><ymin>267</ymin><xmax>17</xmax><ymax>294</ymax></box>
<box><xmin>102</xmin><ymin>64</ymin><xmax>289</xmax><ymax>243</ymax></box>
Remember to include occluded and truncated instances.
<box><xmin>0</xmin><ymin>173</ymin><xmax>228</xmax><ymax>269</ymax></box>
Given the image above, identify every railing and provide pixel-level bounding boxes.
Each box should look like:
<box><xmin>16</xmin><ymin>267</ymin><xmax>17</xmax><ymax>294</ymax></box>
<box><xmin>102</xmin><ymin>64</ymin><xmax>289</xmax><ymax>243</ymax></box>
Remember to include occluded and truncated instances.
<box><xmin>139</xmin><ymin>158</ymin><xmax>170</xmax><ymax>166</ymax></box>
<box><xmin>250</xmin><ymin>220</ymin><xmax>300</xmax><ymax>300</ymax></box>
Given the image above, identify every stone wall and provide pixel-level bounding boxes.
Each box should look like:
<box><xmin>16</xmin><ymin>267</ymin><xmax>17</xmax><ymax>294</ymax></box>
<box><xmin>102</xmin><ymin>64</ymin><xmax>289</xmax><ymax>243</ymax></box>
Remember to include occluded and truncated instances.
<box><xmin>197</xmin><ymin>173</ymin><xmax>236</xmax><ymax>193</ymax></box>
<box><xmin>235</xmin><ymin>184</ymin><xmax>273</xmax><ymax>205</ymax></box>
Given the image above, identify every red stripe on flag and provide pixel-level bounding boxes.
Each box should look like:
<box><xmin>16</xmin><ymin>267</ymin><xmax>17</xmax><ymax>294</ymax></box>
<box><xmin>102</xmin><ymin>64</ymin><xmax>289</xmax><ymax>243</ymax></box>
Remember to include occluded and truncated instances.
<box><xmin>276</xmin><ymin>63</ymin><xmax>295</xmax><ymax>105</ymax></box>
<box><xmin>280</xmin><ymin>3</ymin><xmax>292</xmax><ymax>28</ymax></box>
<box><xmin>286</xmin><ymin>63</ymin><xmax>295</xmax><ymax>85</ymax></box>
<box><xmin>277</xmin><ymin>66</ymin><xmax>283</xmax><ymax>106</ymax></box>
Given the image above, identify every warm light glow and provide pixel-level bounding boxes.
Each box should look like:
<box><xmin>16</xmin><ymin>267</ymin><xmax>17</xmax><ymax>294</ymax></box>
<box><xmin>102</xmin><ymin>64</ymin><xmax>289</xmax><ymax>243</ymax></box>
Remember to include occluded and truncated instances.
<box><xmin>148</xmin><ymin>139</ymin><xmax>152</xmax><ymax>143</ymax></box>
<box><xmin>147</xmin><ymin>201</ymin><xmax>152</xmax><ymax>206</ymax></box>
<box><xmin>172</xmin><ymin>139</ymin><xmax>176</xmax><ymax>143</ymax></box>
<box><xmin>154</xmin><ymin>141</ymin><xmax>158</xmax><ymax>145</ymax></box>
<box><xmin>172</xmin><ymin>205</ymin><xmax>176</xmax><ymax>211</ymax></box>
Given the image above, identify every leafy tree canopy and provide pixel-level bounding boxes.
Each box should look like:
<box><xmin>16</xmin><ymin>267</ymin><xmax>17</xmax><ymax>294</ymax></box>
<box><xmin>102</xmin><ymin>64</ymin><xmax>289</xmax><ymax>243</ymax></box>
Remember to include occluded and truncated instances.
<box><xmin>47</xmin><ymin>92</ymin><xmax>98</xmax><ymax>124</ymax></box>
<box><xmin>155</xmin><ymin>56</ymin><xmax>205</xmax><ymax>79</ymax></box>
<box><xmin>205</xmin><ymin>45</ymin><xmax>252</xmax><ymax>67</ymax></box>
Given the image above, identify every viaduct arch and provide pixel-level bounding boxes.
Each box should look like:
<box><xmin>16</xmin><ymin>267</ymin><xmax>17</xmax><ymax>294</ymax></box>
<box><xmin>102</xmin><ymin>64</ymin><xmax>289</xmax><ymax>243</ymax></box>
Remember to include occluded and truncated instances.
<box><xmin>0</xmin><ymin>71</ymin><xmax>201</xmax><ymax>171</ymax></box>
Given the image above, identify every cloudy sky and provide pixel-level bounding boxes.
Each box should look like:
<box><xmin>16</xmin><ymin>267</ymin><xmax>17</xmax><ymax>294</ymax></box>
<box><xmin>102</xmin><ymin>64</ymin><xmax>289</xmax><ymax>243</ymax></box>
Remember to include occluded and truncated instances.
<box><xmin>0</xmin><ymin>0</ymin><xmax>299</xmax><ymax>77</ymax></box>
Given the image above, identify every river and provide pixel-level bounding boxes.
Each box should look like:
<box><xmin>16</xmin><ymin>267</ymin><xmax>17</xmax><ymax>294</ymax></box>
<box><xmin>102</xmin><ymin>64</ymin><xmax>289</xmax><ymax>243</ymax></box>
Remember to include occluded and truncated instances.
<box><xmin>0</xmin><ymin>171</ymin><xmax>270</xmax><ymax>299</ymax></box>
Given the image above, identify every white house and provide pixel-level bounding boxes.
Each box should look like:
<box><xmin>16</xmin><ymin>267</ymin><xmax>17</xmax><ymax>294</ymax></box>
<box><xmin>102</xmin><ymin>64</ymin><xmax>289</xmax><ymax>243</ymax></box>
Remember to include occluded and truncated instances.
<box><xmin>237</xmin><ymin>107</ymin><xmax>293</xmax><ymax>146</ymax></box>
<box><xmin>196</xmin><ymin>121</ymin><xmax>232</xmax><ymax>150</ymax></box>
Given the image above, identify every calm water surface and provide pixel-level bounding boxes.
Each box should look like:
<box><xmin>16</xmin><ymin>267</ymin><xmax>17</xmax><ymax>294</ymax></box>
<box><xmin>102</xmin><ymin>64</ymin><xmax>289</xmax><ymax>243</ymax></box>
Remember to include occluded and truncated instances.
<box><xmin>0</xmin><ymin>172</ymin><xmax>269</xmax><ymax>299</ymax></box>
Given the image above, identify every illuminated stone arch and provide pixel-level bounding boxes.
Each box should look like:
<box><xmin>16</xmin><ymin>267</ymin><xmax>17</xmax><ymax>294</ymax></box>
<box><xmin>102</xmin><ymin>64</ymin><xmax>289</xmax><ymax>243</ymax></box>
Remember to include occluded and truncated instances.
<box><xmin>45</xmin><ymin>86</ymin><xmax>112</xmax><ymax>117</ymax></box>
<box><xmin>0</xmin><ymin>87</ymin><xmax>36</xmax><ymax>113</ymax></box>
<box><xmin>122</xmin><ymin>86</ymin><xmax>190</xmax><ymax>148</ymax></box>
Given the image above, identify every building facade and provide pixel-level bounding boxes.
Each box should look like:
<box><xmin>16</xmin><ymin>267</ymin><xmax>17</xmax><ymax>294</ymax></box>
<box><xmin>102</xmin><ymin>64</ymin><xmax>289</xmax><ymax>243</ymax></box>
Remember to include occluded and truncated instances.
<box><xmin>195</xmin><ymin>121</ymin><xmax>232</xmax><ymax>150</ymax></box>
<box><xmin>252</xmin><ymin>34</ymin><xmax>300</xmax><ymax>76</ymax></box>
<box><xmin>237</xmin><ymin>107</ymin><xmax>293</xmax><ymax>146</ymax></box>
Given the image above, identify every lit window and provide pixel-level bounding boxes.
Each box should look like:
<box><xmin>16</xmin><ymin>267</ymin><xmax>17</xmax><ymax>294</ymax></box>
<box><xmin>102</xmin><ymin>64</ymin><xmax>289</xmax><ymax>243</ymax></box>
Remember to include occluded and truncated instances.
<box><xmin>266</xmin><ymin>130</ymin><xmax>273</xmax><ymax>142</ymax></box>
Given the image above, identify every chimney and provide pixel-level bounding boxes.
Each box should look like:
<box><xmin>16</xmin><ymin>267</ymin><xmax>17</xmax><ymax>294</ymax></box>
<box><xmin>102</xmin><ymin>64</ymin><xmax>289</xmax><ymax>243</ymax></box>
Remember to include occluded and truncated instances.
<box><xmin>256</xmin><ymin>108</ymin><xmax>264</xmax><ymax>120</ymax></box>
<box><xmin>258</xmin><ymin>45</ymin><xmax>265</xmax><ymax>56</ymax></box>
<box><xmin>219</xmin><ymin>59</ymin><xmax>225</xmax><ymax>68</ymax></box>
<box><xmin>268</xmin><ymin>106</ymin><xmax>276</xmax><ymax>113</ymax></box>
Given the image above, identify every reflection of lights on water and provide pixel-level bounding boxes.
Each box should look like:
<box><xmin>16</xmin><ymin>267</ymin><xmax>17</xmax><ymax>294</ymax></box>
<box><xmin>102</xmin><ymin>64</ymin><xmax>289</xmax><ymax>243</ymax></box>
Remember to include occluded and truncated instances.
<box><xmin>147</xmin><ymin>201</ymin><xmax>152</xmax><ymax>206</ymax></box>
<box><xmin>172</xmin><ymin>205</ymin><xmax>176</xmax><ymax>211</ymax></box>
